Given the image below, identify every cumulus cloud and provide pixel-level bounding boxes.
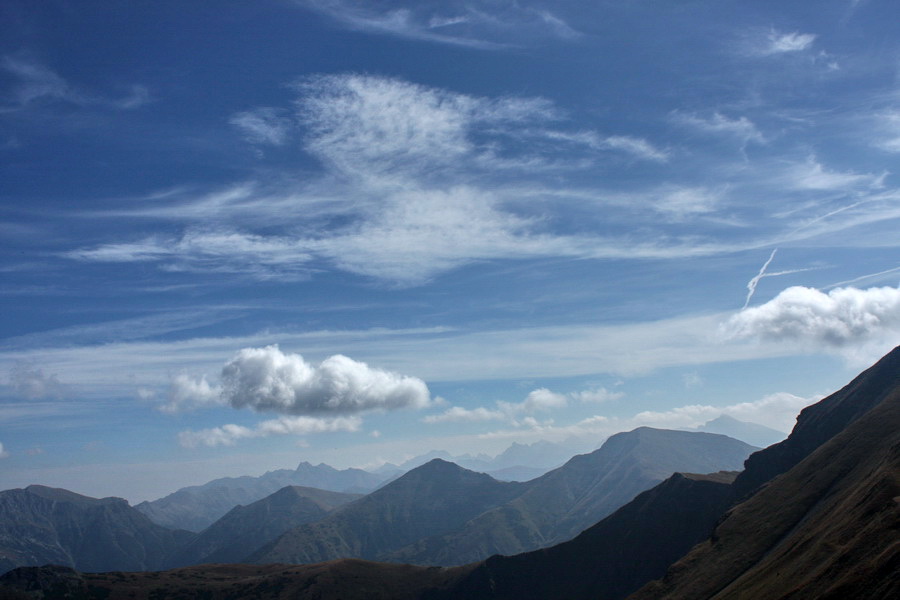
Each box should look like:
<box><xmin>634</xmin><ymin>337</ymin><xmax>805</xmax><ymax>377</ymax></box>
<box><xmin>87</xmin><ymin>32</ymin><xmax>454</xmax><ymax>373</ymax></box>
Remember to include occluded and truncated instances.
<box><xmin>220</xmin><ymin>345</ymin><xmax>432</xmax><ymax>415</ymax></box>
<box><xmin>8</xmin><ymin>363</ymin><xmax>66</xmax><ymax>400</ymax></box>
<box><xmin>163</xmin><ymin>345</ymin><xmax>431</xmax><ymax>447</ymax></box>
<box><xmin>178</xmin><ymin>415</ymin><xmax>362</xmax><ymax>448</ymax></box>
<box><xmin>521</xmin><ymin>388</ymin><xmax>568</xmax><ymax>412</ymax></box>
<box><xmin>724</xmin><ymin>286</ymin><xmax>900</xmax><ymax>348</ymax></box>
<box><xmin>229</xmin><ymin>107</ymin><xmax>293</xmax><ymax>145</ymax></box>
<box><xmin>0</xmin><ymin>442</ymin><xmax>9</xmax><ymax>459</ymax></box>
<box><xmin>161</xmin><ymin>373</ymin><xmax>221</xmax><ymax>414</ymax></box>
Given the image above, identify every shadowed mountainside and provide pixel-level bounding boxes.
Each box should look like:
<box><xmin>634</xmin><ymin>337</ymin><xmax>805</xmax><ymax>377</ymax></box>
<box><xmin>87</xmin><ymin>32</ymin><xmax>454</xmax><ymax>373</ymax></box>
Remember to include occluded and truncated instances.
<box><xmin>248</xmin><ymin>459</ymin><xmax>528</xmax><ymax>566</ymax></box>
<box><xmin>252</xmin><ymin>428</ymin><xmax>754</xmax><ymax>566</ymax></box>
<box><xmin>0</xmin><ymin>486</ymin><xmax>192</xmax><ymax>575</ymax></box>
<box><xmin>384</xmin><ymin>428</ymin><xmax>754</xmax><ymax>566</ymax></box>
<box><xmin>435</xmin><ymin>471</ymin><xmax>738</xmax><ymax>600</ymax></box>
<box><xmin>630</xmin><ymin>346</ymin><xmax>900</xmax><ymax>600</ymax></box>
<box><xmin>0</xmin><ymin>562</ymin><xmax>474</xmax><ymax>600</ymax></box>
<box><xmin>169</xmin><ymin>486</ymin><xmax>361</xmax><ymax>567</ymax></box>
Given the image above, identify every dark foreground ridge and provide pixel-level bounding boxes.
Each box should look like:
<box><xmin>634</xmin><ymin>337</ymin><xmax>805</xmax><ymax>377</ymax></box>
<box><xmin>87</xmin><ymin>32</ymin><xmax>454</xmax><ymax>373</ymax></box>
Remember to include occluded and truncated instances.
<box><xmin>2</xmin><ymin>345</ymin><xmax>898</xmax><ymax>600</ymax></box>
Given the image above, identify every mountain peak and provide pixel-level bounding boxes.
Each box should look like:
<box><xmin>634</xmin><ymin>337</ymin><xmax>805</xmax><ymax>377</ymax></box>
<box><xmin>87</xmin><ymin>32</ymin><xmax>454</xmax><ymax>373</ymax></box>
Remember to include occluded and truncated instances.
<box><xmin>734</xmin><ymin>344</ymin><xmax>900</xmax><ymax>496</ymax></box>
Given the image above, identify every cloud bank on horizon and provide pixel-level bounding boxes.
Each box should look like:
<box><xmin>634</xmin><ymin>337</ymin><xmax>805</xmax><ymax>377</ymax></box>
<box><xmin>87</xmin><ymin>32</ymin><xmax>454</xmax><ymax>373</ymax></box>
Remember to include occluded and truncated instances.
<box><xmin>1</xmin><ymin>0</ymin><xmax>899</xmax><ymax>499</ymax></box>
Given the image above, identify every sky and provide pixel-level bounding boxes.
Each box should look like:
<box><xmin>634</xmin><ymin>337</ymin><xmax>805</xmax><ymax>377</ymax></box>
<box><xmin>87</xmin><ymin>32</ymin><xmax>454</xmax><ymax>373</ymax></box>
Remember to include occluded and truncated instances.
<box><xmin>1</xmin><ymin>0</ymin><xmax>899</xmax><ymax>503</ymax></box>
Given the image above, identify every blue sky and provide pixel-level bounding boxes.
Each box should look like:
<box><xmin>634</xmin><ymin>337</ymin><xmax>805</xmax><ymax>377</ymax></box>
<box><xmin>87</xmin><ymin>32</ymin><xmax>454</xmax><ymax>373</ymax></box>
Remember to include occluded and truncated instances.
<box><xmin>1</xmin><ymin>0</ymin><xmax>899</xmax><ymax>502</ymax></box>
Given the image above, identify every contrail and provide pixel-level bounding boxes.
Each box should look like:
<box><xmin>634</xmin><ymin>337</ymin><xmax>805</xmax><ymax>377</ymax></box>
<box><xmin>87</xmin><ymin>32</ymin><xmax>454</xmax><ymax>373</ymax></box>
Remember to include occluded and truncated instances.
<box><xmin>744</xmin><ymin>248</ymin><xmax>778</xmax><ymax>309</ymax></box>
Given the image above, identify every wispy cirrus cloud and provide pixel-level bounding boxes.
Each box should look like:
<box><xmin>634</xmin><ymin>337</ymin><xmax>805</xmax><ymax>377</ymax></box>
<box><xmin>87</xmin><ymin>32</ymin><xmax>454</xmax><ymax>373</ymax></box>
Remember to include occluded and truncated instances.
<box><xmin>229</xmin><ymin>107</ymin><xmax>293</xmax><ymax>146</ymax></box>
<box><xmin>60</xmin><ymin>74</ymin><xmax>900</xmax><ymax>287</ymax></box>
<box><xmin>785</xmin><ymin>156</ymin><xmax>884</xmax><ymax>191</ymax></box>
<box><xmin>763</xmin><ymin>30</ymin><xmax>817</xmax><ymax>54</ymax></box>
<box><xmin>295</xmin><ymin>0</ymin><xmax>580</xmax><ymax>49</ymax></box>
<box><xmin>671</xmin><ymin>111</ymin><xmax>765</xmax><ymax>147</ymax></box>
<box><xmin>1</xmin><ymin>55</ymin><xmax>150</xmax><ymax>112</ymax></box>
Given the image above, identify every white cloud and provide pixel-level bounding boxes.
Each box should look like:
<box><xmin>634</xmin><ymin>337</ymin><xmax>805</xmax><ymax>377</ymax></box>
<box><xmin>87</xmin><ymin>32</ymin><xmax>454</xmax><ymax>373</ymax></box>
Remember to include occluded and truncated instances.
<box><xmin>744</xmin><ymin>248</ymin><xmax>779</xmax><ymax>308</ymax></box>
<box><xmin>539</xmin><ymin>130</ymin><xmax>668</xmax><ymax>162</ymax></box>
<box><xmin>632</xmin><ymin>391</ymin><xmax>816</xmax><ymax>433</ymax></box>
<box><xmin>672</xmin><ymin>112</ymin><xmax>765</xmax><ymax>146</ymax></box>
<box><xmin>479</xmin><ymin>390</ymin><xmax>816</xmax><ymax>444</ymax></box>
<box><xmin>8</xmin><ymin>363</ymin><xmax>66</xmax><ymax>400</ymax></box>
<box><xmin>220</xmin><ymin>345</ymin><xmax>432</xmax><ymax>415</ymax></box>
<box><xmin>724</xmin><ymin>286</ymin><xmax>900</xmax><ymax>348</ymax></box>
<box><xmin>423</xmin><ymin>405</ymin><xmax>506</xmax><ymax>424</ymax></box>
<box><xmin>178</xmin><ymin>414</ymin><xmax>362</xmax><ymax>448</ymax></box>
<box><xmin>296</xmin><ymin>73</ymin><xmax>558</xmax><ymax>178</ymax></box>
<box><xmin>296</xmin><ymin>1</ymin><xmax>579</xmax><ymax>49</ymax></box>
<box><xmin>229</xmin><ymin>107</ymin><xmax>292</xmax><ymax>145</ymax></box>
<box><xmin>873</xmin><ymin>110</ymin><xmax>900</xmax><ymax>153</ymax></box>
<box><xmin>765</xmin><ymin>30</ymin><xmax>816</xmax><ymax>54</ymax></box>
<box><xmin>601</xmin><ymin>135</ymin><xmax>669</xmax><ymax>162</ymax></box>
<box><xmin>67</xmin><ymin>228</ymin><xmax>315</xmax><ymax>280</ymax></box>
<box><xmin>653</xmin><ymin>186</ymin><xmax>723</xmax><ymax>220</ymax></box>
<box><xmin>426</xmin><ymin>385</ymin><xmax>615</xmax><ymax>425</ymax></box>
<box><xmin>571</xmin><ymin>387</ymin><xmax>623</xmax><ymax>403</ymax></box>
<box><xmin>786</xmin><ymin>157</ymin><xmax>884</xmax><ymax>191</ymax></box>
<box><xmin>1</xmin><ymin>55</ymin><xmax>150</xmax><ymax>111</ymax></box>
<box><xmin>160</xmin><ymin>373</ymin><xmax>221</xmax><ymax>414</ymax></box>
<box><xmin>0</xmin><ymin>442</ymin><xmax>9</xmax><ymax>459</ymax></box>
<box><xmin>521</xmin><ymin>387</ymin><xmax>568</xmax><ymax>412</ymax></box>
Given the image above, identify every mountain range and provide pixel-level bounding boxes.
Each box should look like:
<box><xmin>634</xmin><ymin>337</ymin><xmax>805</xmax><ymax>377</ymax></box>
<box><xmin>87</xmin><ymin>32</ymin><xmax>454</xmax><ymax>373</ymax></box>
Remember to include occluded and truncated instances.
<box><xmin>134</xmin><ymin>461</ymin><xmax>387</xmax><ymax>532</ymax></box>
<box><xmin>168</xmin><ymin>486</ymin><xmax>361</xmax><ymax>566</ymax></box>
<box><xmin>250</xmin><ymin>427</ymin><xmax>754</xmax><ymax>566</ymax></box>
<box><xmin>3</xmin><ymin>346</ymin><xmax>895</xmax><ymax>599</ymax></box>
